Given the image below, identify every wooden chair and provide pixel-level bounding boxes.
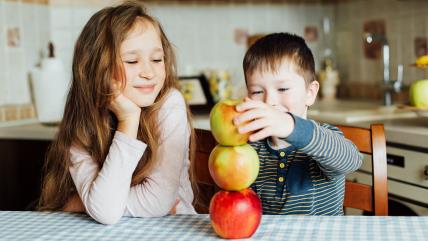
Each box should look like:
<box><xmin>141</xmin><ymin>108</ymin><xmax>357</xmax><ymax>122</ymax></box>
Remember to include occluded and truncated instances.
<box><xmin>193</xmin><ymin>128</ymin><xmax>219</xmax><ymax>214</ymax></box>
<box><xmin>193</xmin><ymin>124</ymin><xmax>389</xmax><ymax>216</ymax></box>
<box><xmin>338</xmin><ymin>124</ymin><xmax>388</xmax><ymax>216</ymax></box>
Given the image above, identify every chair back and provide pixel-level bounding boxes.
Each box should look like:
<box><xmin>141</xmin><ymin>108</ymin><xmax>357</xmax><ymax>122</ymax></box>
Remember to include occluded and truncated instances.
<box><xmin>193</xmin><ymin>129</ymin><xmax>218</xmax><ymax>214</ymax></box>
<box><xmin>338</xmin><ymin>124</ymin><xmax>388</xmax><ymax>216</ymax></box>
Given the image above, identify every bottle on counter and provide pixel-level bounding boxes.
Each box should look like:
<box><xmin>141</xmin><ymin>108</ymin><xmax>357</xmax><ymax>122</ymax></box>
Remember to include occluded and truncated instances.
<box><xmin>30</xmin><ymin>42</ymin><xmax>69</xmax><ymax>124</ymax></box>
<box><xmin>318</xmin><ymin>57</ymin><xmax>340</xmax><ymax>101</ymax></box>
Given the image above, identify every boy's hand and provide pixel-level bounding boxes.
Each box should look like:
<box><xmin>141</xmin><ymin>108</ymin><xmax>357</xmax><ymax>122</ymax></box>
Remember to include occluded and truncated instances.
<box><xmin>234</xmin><ymin>97</ymin><xmax>295</xmax><ymax>142</ymax></box>
<box><xmin>109</xmin><ymin>83</ymin><xmax>141</xmax><ymax>138</ymax></box>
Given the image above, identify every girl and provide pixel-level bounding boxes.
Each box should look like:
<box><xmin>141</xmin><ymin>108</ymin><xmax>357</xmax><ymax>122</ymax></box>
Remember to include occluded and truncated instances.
<box><xmin>38</xmin><ymin>1</ymin><xmax>197</xmax><ymax>224</ymax></box>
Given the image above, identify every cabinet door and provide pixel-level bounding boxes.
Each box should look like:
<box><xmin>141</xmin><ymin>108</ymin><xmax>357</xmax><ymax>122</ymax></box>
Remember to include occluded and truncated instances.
<box><xmin>0</xmin><ymin>139</ymin><xmax>51</xmax><ymax>210</ymax></box>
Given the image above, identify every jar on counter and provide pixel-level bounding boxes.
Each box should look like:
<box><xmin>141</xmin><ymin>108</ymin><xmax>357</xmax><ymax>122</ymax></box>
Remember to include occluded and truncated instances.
<box><xmin>318</xmin><ymin>58</ymin><xmax>340</xmax><ymax>100</ymax></box>
<box><xmin>207</xmin><ymin>70</ymin><xmax>233</xmax><ymax>102</ymax></box>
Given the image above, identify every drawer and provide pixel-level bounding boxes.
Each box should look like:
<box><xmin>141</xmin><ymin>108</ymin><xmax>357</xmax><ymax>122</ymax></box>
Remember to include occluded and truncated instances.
<box><xmin>346</xmin><ymin>172</ymin><xmax>428</xmax><ymax>205</ymax></box>
<box><xmin>356</xmin><ymin>147</ymin><xmax>428</xmax><ymax>188</ymax></box>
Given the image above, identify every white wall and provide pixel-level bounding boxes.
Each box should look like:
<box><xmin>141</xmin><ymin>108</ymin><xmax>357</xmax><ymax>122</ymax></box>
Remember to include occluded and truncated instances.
<box><xmin>0</xmin><ymin>1</ymin><xmax>50</xmax><ymax>106</ymax></box>
<box><xmin>335</xmin><ymin>0</ymin><xmax>428</xmax><ymax>86</ymax></box>
<box><xmin>12</xmin><ymin>0</ymin><xmax>428</xmax><ymax>106</ymax></box>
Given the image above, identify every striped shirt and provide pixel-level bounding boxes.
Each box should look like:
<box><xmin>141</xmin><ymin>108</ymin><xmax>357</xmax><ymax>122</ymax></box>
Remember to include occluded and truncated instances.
<box><xmin>249</xmin><ymin>114</ymin><xmax>363</xmax><ymax>215</ymax></box>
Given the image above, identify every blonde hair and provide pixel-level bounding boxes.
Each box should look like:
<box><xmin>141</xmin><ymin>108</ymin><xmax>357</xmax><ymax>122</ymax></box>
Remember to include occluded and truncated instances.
<box><xmin>38</xmin><ymin>1</ymin><xmax>196</xmax><ymax>211</ymax></box>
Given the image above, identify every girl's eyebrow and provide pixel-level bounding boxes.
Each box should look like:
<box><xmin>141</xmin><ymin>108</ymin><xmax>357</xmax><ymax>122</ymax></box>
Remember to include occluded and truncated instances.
<box><xmin>121</xmin><ymin>50</ymin><xmax>138</xmax><ymax>56</ymax></box>
<box><xmin>152</xmin><ymin>47</ymin><xmax>164</xmax><ymax>53</ymax></box>
<box><xmin>121</xmin><ymin>47</ymin><xmax>164</xmax><ymax>55</ymax></box>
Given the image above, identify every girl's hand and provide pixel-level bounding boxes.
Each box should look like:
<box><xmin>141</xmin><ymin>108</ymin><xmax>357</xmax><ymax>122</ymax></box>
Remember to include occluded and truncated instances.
<box><xmin>109</xmin><ymin>83</ymin><xmax>141</xmax><ymax>138</ymax></box>
<box><xmin>109</xmin><ymin>83</ymin><xmax>141</xmax><ymax>122</ymax></box>
<box><xmin>63</xmin><ymin>194</ymin><xmax>85</xmax><ymax>213</ymax></box>
<box><xmin>234</xmin><ymin>97</ymin><xmax>295</xmax><ymax>142</ymax></box>
<box><xmin>169</xmin><ymin>199</ymin><xmax>180</xmax><ymax>215</ymax></box>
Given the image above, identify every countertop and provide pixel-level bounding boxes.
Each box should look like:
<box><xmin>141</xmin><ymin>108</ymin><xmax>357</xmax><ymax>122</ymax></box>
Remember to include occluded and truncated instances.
<box><xmin>0</xmin><ymin>100</ymin><xmax>427</xmax><ymax>148</ymax></box>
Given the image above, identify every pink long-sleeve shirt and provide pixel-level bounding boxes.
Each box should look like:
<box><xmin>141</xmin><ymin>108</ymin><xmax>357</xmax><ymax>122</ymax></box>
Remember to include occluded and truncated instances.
<box><xmin>69</xmin><ymin>89</ymin><xmax>196</xmax><ymax>224</ymax></box>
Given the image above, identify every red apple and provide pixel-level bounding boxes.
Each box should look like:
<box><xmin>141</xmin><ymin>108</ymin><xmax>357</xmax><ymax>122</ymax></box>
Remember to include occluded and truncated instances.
<box><xmin>210</xmin><ymin>99</ymin><xmax>249</xmax><ymax>146</ymax></box>
<box><xmin>209</xmin><ymin>144</ymin><xmax>259</xmax><ymax>191</ymax></box>
<box><xmin>209</xmin><ymin>188</ymin><xmax>262</xmax><ymax>239</ymax></box>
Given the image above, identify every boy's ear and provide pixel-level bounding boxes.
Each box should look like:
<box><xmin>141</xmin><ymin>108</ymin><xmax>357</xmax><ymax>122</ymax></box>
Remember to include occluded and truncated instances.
<box><xmin>305</xmin><ymin>80</ymin><xmax>319</xmax><ymax>107</ymax></box>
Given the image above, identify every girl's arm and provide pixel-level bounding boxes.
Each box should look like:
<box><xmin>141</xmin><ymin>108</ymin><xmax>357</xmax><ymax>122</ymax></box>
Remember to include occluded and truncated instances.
<box><xmin>124</xmin><ymin>90</ymin><xmax>192</xmax><ymax>217</ymax></box>
<box><xmin>69</xmin><ymin>132</ymin><xmax>146</xmax><ymax>225</ymax></box>
<box><xmin>68</xmin><ymin>85</ymin><xmax>146</xmax><ymax>224</ymax></box>
<box><xmin>285</xmin><ymin>114</ymin><xmax>363</xmax><ymax>177</ymax></box>
<box><xmin>69</xmin><ymin>90</ymin><xmax>192</xmax><ymax>222</ymax></box>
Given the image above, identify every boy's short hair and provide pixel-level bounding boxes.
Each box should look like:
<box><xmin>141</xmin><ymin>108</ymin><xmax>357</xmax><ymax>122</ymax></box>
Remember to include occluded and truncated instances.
<box><xmin>243</xmin><ymin>32</ymin><xmax>315</xmax><ymax>85</ymax></box>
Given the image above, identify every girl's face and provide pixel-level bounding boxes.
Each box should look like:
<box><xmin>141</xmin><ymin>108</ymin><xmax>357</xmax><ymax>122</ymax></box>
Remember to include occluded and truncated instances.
<box><xmin>246</xmin><ymin>60</ymin><xmax>319</xmax><ymax>119</ymax></box>
<box><xmin>119</xmin><ymin>20</ymin><xmax>166</xmax><ymax>107</ymax></box>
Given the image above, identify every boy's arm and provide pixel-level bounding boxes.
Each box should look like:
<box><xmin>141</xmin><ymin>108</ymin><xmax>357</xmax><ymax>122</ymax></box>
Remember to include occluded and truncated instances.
<box><xmin>284</xmin><ymin>113</ymin><xmax>363</xmax><ymax>177</ymax></box>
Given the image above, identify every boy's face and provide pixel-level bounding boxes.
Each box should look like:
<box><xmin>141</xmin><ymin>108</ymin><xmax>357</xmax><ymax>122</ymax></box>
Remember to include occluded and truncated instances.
<box><xmin>246</xmin><ymin>60</ymin><xmax>319</xmax><ymax>118</ymax></box>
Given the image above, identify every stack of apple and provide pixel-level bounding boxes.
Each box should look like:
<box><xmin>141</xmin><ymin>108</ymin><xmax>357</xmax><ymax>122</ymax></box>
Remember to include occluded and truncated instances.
<box><xmin>208</xmin><ymin>100</ymin><xmax>262</xmax><ymax>239</ymax></box>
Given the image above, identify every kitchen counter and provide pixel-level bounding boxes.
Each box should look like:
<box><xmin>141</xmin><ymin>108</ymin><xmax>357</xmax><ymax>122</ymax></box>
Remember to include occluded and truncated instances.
<box><xmin>0</xmin><ymin>100</ymin><xmax>427</xmax><ymax>148</ymax></box>
<box><xmin>0</xmin><ymin>118</ymin><xmax>212</xmax><ymax>141</ymax></box>
<box><xmin>355</xmin><ymin>118</ymin><xmax>428</xmax><ymax>149</ymax></box>
<box><xmin>0</xmin><ymin>119</ymin><xmax>57</xmax><ymax>141</ymax></box>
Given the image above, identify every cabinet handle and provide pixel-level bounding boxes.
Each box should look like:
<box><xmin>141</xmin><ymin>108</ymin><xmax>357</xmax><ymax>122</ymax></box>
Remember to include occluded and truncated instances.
<box><xmin>424</xmin><ymin>165</ymin><xmax>428</xmax><ymax>180</ymax></box>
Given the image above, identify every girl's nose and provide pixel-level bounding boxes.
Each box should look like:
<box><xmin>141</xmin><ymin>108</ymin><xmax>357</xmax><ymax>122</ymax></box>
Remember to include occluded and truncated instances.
<box><xmin>138</xmin><ymin>62</ymin><xmax>154</xmax><ymax>80</ymax></box>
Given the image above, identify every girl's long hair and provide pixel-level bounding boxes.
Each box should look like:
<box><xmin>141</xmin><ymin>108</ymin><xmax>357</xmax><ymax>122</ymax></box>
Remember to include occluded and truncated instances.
<box><xmin>38</xmin><ymin>1</ymin><xmax>196</xmax><ymax>211</ymax></box>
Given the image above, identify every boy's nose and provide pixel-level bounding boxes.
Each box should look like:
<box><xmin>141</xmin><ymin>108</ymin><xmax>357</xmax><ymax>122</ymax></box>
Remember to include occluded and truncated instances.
<box><xmin>264</xmin><ymin>92</ymin><xmax>278</xmax><ymax>106</ymax></box>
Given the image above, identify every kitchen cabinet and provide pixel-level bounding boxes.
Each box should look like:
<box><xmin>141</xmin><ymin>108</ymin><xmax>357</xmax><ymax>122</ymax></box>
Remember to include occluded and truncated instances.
<box><xmin>347</xmin><ymin>146</ymin><xmax>428</xmax><ymax>215</ymax></box>
<box><xmin>0</xmin><ymin>122</ymin><xmax>58</xmax><ymax>210</ymax></box>
<box><xmin>0</xmin><ymin>139</ymin><xmax>50</xmax><ymax>210</ymax></box>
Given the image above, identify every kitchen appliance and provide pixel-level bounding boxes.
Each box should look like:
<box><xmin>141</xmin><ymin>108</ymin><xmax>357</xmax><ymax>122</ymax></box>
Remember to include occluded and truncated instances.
<box><xmin>347</xmin><ymin>144</ymin><xmax>428</xmax><ymax>215</ymax></box>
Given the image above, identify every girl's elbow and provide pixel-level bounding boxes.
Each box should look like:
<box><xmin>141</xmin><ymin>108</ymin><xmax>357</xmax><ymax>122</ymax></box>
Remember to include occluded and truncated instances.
<box><xmin>151</xmin><ymin>204</ymin><xmax>172</xmax><ymax>217</ymax></box>
<box><xmin>96</xmin><ymin>215</ymin><xmax>121</xmax><ymax>225</ymax></box>
<box><xmin>86</xmin><ymin>207</ymin><xmax>123</xmax><ymax>225</ymax></box>
<box><xmin>150</xmin><ymin>198</ymin><xmax>178</xmax><ymax>217</ymax></box>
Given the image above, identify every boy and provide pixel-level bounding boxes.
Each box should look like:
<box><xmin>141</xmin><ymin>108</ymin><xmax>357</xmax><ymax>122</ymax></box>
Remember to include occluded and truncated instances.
<box><xmin>234</xmin><ymin>33</ymin><xmax>363</xmax><ymax>215</ymax></box>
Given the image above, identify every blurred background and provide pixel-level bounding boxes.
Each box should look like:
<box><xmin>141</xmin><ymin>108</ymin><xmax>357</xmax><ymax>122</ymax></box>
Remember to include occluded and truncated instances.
<box><xmin>1</xmin><ymin>0</ymin><xmax>428</xmax><ymax>121</ymax></box>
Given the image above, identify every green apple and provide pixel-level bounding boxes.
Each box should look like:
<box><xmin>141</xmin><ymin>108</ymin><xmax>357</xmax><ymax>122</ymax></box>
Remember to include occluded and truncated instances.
<box><xmin>210</xmin><ymin>99</ymin><xmax>250</xmax><ymax>146</ymax></box>
<box><xmin>410</xmin><ymin>79</ymin><xmax>428</xmax><ymax>108</ymax></box>
<box><xmin>208</xmin><ymin>144</ymin><xmax>259</xmax><ymax>191</ymax></box>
